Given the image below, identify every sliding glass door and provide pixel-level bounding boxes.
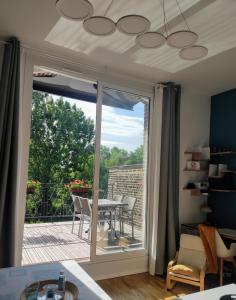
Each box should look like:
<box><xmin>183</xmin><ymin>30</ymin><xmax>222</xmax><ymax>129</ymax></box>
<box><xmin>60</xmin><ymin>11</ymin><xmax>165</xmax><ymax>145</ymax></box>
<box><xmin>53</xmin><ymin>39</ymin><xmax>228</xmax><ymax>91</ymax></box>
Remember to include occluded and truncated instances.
<box><xmin>23</xmin><ymin>65</ymin><xmax>150</xmax><ymax>265</ymax></box>
<box><xmin>92</xmin><ymin>83</ymin><xmax>150</xmax><ymax>257</ymax></box>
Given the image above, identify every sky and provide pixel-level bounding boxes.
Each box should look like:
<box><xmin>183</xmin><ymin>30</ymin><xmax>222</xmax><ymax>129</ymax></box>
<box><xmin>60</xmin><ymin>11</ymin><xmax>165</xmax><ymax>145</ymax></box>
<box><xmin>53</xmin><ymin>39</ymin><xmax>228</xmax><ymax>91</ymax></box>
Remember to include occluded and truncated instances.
<box><xmin>64</xmin><ymin>97</ymin><xmax>146</xmax><ymax>152</ymax></box>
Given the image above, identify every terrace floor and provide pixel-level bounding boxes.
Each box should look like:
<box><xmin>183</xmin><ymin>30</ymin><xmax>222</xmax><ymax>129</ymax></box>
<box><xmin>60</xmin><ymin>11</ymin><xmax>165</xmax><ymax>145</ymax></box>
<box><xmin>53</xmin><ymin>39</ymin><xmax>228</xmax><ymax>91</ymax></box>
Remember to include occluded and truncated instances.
<box><xmin>22</xmin><ymin>221</ymin><xmax>143</xmax><ymax>265</ymax></box>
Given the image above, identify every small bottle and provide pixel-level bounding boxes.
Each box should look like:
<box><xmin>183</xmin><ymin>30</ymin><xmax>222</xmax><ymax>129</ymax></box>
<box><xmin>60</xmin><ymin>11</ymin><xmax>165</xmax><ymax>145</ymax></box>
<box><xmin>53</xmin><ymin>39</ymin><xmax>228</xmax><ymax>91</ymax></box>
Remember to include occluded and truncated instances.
<box><xmin>46</xmin><ymin>288</ymin><xmax>55</xmax><ymax>300</ymax></box>
<box><xmin>58</xmin><ymin>271</ymin><xmax>66</xmax><ymax>291</ymax></box>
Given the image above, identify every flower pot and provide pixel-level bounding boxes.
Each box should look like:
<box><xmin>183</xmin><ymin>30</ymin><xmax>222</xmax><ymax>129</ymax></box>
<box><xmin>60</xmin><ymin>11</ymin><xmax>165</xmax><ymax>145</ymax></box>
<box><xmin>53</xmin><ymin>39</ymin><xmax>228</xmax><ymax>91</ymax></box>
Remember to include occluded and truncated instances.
<box><xmin>27</xmin><ymin>187</ymin><xmax>35</xmax><ymax>194</ymax></box>
<box><xmin>70</xmin><ymin>187</ymin><xmax>91</xmax><ymax>197</ymax></box>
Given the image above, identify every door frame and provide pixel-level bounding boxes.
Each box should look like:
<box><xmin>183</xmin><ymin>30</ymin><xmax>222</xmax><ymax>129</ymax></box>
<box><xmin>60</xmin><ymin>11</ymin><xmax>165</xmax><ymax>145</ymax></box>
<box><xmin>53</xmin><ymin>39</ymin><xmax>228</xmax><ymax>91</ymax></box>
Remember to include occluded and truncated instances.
<box><xmin>19</xmin><ymin>52</ymin><xmax>154</xmax><ymax>269</ymax></box>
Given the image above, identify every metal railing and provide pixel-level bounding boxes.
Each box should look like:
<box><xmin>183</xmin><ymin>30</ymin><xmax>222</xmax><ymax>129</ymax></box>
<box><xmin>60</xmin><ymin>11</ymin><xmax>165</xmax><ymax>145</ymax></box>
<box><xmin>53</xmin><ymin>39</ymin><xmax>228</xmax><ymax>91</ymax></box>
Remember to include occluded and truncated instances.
<box><xmin>25</xmin><ymin>183</ymin><xmax>90</xmax><ymax>223</ymax></box>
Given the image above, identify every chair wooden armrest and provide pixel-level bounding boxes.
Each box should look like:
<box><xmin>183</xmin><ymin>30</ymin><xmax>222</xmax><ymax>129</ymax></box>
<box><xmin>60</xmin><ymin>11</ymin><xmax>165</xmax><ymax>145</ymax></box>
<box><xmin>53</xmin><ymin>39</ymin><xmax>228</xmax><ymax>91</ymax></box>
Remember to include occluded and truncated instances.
<box><xmin>199</xmin><ymin>270</ymin><xmax>205</xmax><ymax>291</ymax></box>
<box><xmin>167</xmin><ymin>251</ymin><xmax>178</xmax><ymax>269</ymax></box>
<box><xmin>166</xmin><ymin>252</ymin><xmax>178</xmax><ymax>291</ymax></box>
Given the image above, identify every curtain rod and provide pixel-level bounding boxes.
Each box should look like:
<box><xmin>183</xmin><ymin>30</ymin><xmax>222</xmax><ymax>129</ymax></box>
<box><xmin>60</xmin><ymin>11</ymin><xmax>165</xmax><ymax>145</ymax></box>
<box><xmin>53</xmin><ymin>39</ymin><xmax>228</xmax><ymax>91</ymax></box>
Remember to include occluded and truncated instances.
<box><xmin>156</xmin><ymin>83</ymin><xmax>167</xmax><ymax>87</ymax></box>
<box><xmin>0</xmin><ymin>40</ymin><xmax>9</xmax><ymax>44</ymax></box>
<box><xmin>156</xmin><ymin>83</ymin><xmax>179</xmax><ymax>89</ymax></box>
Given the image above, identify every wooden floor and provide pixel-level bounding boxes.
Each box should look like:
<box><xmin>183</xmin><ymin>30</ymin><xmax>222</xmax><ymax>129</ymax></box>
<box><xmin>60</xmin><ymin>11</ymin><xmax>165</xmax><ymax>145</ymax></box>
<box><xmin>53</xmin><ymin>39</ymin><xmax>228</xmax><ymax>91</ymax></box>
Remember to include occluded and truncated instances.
<box><xmin>22</xmin><ymin>221</ymin><xmax>143</xmax><ymax>265</ymax></box>
<box><xmin>98</xmin><ymin>273</ymin><xmax>196</xmax><ymax>300</ymax></box>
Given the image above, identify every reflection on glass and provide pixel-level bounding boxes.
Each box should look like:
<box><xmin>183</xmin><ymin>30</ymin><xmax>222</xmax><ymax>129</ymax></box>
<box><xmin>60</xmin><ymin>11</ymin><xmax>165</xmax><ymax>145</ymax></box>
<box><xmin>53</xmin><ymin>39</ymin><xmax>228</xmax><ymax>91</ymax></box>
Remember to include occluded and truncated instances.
<box><xmin>96</xmin><ymin>87</ymin><xmax>149</xmax><ymax>255</ymax></box>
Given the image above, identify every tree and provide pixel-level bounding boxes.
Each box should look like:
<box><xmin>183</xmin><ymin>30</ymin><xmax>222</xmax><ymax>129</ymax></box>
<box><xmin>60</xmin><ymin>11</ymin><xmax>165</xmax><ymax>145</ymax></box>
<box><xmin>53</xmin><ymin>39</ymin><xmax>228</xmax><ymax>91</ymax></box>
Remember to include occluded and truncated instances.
<box><xmin>101</xmin><ymin>145</ymin><xmax>143</xmax><ymax>169</ymax></box>
<box><xmin>99</xmin><ymin>145</ymin><xmax>144</xmax><ymax>194</ymax></box>
<box><xmin>29</xmin><ymin>91</ymin><xmax>95</xmax><ymax>184</ymax></box>
<box><xmin>125</xmin><ymin>145</ymin><xmax>144</xmax><ymax>165</ymax></box>
<box><xmin>27</xmin><ymin>91</ymin><xmax>95</xmax><ymax>220</ymax></box>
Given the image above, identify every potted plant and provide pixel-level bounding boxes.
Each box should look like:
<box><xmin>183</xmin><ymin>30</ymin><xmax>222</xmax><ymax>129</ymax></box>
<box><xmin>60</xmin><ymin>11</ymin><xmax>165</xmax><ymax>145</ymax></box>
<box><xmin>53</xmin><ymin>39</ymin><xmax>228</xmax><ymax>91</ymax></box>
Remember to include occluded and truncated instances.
<box><xmin>27</xmin><ymin>180</ymin><xmax>41</xmax><ymax>194</ymax></box>
<box><xmin>67</xmin><ymin>179</ymin><xmax>92</xmax><ymax>196</ymax></box>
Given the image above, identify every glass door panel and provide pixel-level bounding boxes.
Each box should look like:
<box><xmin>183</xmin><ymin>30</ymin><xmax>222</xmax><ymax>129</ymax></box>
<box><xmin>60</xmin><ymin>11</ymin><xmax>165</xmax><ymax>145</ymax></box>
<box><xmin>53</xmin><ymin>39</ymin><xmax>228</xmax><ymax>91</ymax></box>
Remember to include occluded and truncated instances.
<box><xmin>24</xmin><ymin>66</ymin><xmax>98</xmax><ymax>265</ymax></box>
<box><xmin>95</xmin><ymin>86</ymin><xmax>149</xmax><ymax>255</ymax></box>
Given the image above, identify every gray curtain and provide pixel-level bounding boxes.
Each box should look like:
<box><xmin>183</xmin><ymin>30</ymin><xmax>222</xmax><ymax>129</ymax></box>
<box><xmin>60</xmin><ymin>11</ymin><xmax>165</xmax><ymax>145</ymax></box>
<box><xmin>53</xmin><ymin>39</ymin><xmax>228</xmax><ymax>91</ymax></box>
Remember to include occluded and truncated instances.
<box><xmin>155</xmin><ymin>82</ymin><xmax>181</xmax><ymax>275</ymax></box>
<box><xmin>0</xmin><ymin>37</ymin><xmax>20</xmax><ymax>267</ymax></box>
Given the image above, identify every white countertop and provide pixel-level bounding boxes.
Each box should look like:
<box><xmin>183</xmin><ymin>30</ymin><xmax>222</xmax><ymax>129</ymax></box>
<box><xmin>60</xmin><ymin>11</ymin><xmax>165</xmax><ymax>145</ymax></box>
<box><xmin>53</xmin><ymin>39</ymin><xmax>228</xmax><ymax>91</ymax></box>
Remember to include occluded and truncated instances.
<box><xmin>0</xmin><ymin>260</ymin><xmax>111</xmax><ymax>300</ymax></box>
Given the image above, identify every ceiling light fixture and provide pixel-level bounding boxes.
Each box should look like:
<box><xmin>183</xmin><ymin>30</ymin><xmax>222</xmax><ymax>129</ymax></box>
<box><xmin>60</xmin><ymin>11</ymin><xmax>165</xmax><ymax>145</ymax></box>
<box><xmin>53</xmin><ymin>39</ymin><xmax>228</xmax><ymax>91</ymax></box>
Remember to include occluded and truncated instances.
<box><xmin>136</xmin><ymin>31</ymin><xmax>166</xmax><ymax>48</ymax></box>
<box><xmin>117</xmin><ymin>15</ymin><xmax>150</xmax><ymax>35</ymax></box>
<box><xmin>56</xmin><ymin>0</ymin><xmax>93</xmax><ymax>21</ymax></box>
<box><xmin>179</xmin><ymin>45</ymin><xmax>208</xmax><ymax>60</ymax></box>
<box><xmin>165</xmin><ymin>0</ymin><xmax>199</xmax><ymax>49</ymax></box>
<box><xmin>136</xmin><ymin>0</ymin><xmax>166</xmax><ymax>49</ymax></box>
<box><xmin>84</xmin><ymin>16</ymin><xmax>116</xmax><ymax>36</ymax></box>
<box><xmin>166</xmin><ymin>30</ymin><xmax>198</xmax><ymax>49</ymax></box>
<box><xmin>83</xmin><ymin>0</ymin><xmax>116</xmax><ymax>36</ymax></box>
<box><xmin>55</xmin><ymin>0</ymin><xmax>208</xmax><ymax>60</ymax></box>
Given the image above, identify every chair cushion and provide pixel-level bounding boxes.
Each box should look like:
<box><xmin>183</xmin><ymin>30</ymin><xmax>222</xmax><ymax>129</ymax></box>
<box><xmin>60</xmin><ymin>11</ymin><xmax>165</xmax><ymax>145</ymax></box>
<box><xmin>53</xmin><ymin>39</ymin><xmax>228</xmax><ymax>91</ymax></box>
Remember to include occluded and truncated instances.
<box><xmin>169</xmin><ymin>264</ymin><xmax>200</xmax><ymax>280</ymax></box>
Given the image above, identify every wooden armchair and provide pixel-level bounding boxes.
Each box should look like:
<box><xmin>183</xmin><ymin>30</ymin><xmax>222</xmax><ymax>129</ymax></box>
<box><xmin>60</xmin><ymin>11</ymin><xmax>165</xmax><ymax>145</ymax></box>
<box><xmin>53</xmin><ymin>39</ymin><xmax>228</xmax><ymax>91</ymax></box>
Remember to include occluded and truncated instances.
<box><xmin>215</xmin><ymin>230</ymin><xmax>236</xmax><ymax>285</ymax></box>
<box><xmin>166</xmin><ymin>234</ymin><xmax>206</xmax><ymax>291</ymax></box>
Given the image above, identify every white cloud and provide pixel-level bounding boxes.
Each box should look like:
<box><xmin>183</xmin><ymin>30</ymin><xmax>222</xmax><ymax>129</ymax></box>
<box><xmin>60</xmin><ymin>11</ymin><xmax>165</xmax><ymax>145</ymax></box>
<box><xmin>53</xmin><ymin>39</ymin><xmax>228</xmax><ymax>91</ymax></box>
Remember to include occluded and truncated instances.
<box><xmin>102</xmin><ymin>110</ymin><xmax>144</xmax><ymax>137</ymax></box>
<box><xmin>63</xmin><ymin>97</ymin><xmax>145</xmax><ymax>151</ymax></box>
<box><xmin>65</xmin><ymin>98</ymin><xmax>96</xmax><ymax>121</ymax></box>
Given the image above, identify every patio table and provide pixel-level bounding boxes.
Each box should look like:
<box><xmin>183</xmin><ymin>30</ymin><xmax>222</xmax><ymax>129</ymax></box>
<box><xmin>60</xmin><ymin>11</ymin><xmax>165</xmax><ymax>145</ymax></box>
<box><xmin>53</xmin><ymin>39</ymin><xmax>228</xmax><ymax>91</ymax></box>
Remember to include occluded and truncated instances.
<box><xmin>89</xmin><ymin>198</ymin><xmax>125</xmax><ymax>209</ymax></box>
<box><xmin>89</xmin><ymin>199</ymin><xmax>127</xmax><ymax>241</ymax></box>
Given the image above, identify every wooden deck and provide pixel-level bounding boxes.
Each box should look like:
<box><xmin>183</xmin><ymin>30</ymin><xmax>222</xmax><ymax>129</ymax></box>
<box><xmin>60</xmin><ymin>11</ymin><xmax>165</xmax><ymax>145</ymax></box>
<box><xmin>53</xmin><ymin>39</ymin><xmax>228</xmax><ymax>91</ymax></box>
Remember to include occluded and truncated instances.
<box><xmin>22</xmin><ymin>221</ymin><xmax>144</xmax><ymax>265</ymax></box>
<box><xmin>22</xmin><ymin>221</ymin><xmax>90</xmax><ymax>265</ymax></box>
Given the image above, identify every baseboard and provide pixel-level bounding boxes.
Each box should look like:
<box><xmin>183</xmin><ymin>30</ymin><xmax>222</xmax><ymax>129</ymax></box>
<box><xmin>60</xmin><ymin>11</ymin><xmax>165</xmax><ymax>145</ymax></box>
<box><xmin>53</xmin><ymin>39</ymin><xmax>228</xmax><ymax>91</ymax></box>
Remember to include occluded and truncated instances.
<box><xmin>80</xmin><ymin>255</ymin><xmax>149</xmax><ymax>280</ymax></box>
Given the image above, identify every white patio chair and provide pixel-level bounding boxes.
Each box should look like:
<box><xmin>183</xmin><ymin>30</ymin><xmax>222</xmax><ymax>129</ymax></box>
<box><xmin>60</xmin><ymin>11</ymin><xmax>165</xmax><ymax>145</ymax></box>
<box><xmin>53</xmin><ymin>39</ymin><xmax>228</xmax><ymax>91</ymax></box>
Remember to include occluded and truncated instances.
<box><xmin>118</xmin><ymin>196</ymin><xmax>137</xmax><ymax>239</ymax></box>
<box><xmin>113</xmin><ymin>194</ymin><xmax>123</xmax><ymax>202</ymax></box>
<box><xmin>71</xmin><ymin>194</ymin><xmax>82</xmax><ymax>236</ymax></box>
<box><xmin>80</xmin><ymin>197</ymin><xmax>92</xmax><ymax>240</ymax></box>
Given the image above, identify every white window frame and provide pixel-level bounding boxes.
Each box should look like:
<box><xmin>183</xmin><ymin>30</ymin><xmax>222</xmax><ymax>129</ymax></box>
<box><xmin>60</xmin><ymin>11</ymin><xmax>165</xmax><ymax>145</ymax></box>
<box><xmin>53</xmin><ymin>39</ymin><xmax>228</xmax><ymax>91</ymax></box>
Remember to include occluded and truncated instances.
<box><xmin>19</xmin><ymin>51</ymin><xmax>154</xmax><ymax>275</ymax></box>
<box><xmin>91</xmin><ymin>81</ymin><xmax>152</xmax><ymax>263</ymax></box>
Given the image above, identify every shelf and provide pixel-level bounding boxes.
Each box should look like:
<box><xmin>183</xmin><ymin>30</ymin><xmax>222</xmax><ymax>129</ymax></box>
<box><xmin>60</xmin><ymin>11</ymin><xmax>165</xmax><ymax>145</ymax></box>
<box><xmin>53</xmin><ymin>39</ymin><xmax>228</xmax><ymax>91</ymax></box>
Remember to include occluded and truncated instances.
<box><xmin>184</xmin><ymin>151</ymin><xmax>201</xmax><ymax>155</ymax></box>
<box><xmin>184</xmin><ymin>151</ymin><xmax>209</xmax><ymax>161</ymax></box>
<box><xmin>208</xmin><ymin>171</ymin><xmax>236</xmax><ymax>178</ymax></box>
<box><xmin>186</xmin><ymin>159</ymin><xmax>209</xmax><ymax>162</ymax></box>
<box><xmin>211</xmin><ymin>151</ymin><xmax>236</xmax><ymax>156</ymax></box>
<box><xmin>184</xmin><ymin>169</ymin><xmax>208</xmax><ymax>172</ymax></box>
<box><xmin>183</xmin><ymin>188</ymin><xmax>208</xmax><ymax>196</ymax></box>
<box><xmin>209</xmin><ymin>189</ymin><xmax>236</xmax><ymax>193</ymax></box>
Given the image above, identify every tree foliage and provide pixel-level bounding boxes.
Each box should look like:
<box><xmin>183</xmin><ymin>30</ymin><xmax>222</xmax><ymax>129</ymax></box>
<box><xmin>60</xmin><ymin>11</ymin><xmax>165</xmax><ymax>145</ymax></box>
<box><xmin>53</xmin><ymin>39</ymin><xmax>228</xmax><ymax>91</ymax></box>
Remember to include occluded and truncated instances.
<box><xmin>26</xmin><ymin>91</ymin><xmax>144</xmax><ymax>221</ymax></box>
<box><xmin>99</xmin><ymin>145</ymin><xmax>143</xmax><ymax>192</ymax></box>
<box><xmin>26</xmin><ymin>91</ymin><xmax>95</xmax><ymax>220</ymax></box>
<box><xmin>28</xmin><ymin>91</ymin><xmax>95</xmax><ymax>184</ymax></box>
